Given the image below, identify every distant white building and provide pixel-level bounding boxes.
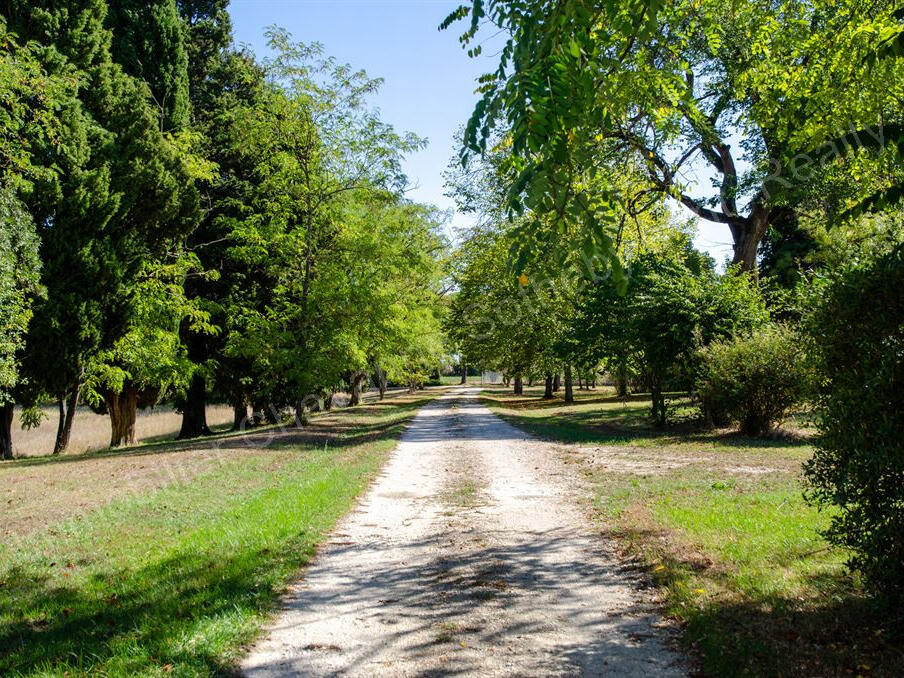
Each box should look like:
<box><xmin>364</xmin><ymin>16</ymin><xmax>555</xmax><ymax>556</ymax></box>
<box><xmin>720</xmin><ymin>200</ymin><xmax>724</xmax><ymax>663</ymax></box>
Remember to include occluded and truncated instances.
<box><xmin>481</xmin><ymin>371</ymin><xmax>503</xmax><ymax>385</ymax></box>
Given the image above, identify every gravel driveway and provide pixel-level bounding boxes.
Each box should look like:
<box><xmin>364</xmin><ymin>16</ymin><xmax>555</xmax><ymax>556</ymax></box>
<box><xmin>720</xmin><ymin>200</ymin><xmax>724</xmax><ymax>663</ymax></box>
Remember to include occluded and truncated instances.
<box><xmin>242</xmin><ymin>388</ymin><xmax>685</xmax><ymax>676</ymax></box>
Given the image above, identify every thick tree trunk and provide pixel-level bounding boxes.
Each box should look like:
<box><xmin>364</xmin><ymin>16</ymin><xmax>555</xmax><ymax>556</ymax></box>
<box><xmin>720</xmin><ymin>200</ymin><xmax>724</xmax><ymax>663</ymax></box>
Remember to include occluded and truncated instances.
<box><xmin>178</xmin><ymin>373</ymin><xmax>210</xmax><ymax>439</ymax></box>
<box><xmin>53</xmin><ymin>383</ymin><xmax>80</xmax><ymax>455</ymax></box>
<box><xmin>0</xmin><ymin>402</ymin><xmax>13</xmax><ymax>460</ymax></box>
<box><xmin>374</xmin><ymin>364</ymin><xmax>388</xmax><ymax>399</ymax></box>
<box><xmin>650</xmin><ymin>379</ymin><xmax>666</xmax><ymax>427</ymax></box>
<box><xmin>460</xmin><ymin>362</ymin><xmax>467</xmax><ymax>385</ymax></box>
<box><xmin>564</xmin><ymin>365</ymin><xmax>574</xmax><ymax>404</ymax></box>
<box><xmin>295</xmin><ymin>398</ymin><xmax>309</xmax><ymax>427</ymax></box>
<box><xmin>730</xmin><ymin>204</ymin><xmax>772</xmax><ymax>272</ymax></box>
<box><xmin>513</xmin><ymin>375</ymin><xmax>524</xmax><ymax>395</ymax></box>
<box><xmin>614</xmin><ymin>356</ymin><xmax>629</xmax><ymax>397</ymax></box>
<box><xmin>231</xmin><ymin>399</ymin><xmax>248</xmax><ymax>431</ymax></box>
<box><xmin>107</xmin><ymin>385</ymin><xmax>138</xmax><ymax>448</ymax></box>
<box><xmin>733</xmin><ymin>226</ymin><xmax>761</xmax><ymax>272</ymax></box>
<box><xmin>543</xmin><ymin>373</ymin><xmax>554</xmax><ymax>399</ymax></box>
<box><xmin>553</xmin><ymin>373</ymin><xmax>560</xmax><ymax>392</ymax></box>
<box><xmin>349</xmin><ymin>371</ymin><xmax>366</xmax><ymax>406</ymax></box>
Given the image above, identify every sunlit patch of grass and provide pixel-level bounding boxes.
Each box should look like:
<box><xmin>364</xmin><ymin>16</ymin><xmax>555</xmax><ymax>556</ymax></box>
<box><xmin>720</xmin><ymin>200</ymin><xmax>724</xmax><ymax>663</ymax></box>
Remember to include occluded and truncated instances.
<box><xmin>442</xmin><ymin>480</ymin><xmax>482</xmax><ymax>508</ymax></box>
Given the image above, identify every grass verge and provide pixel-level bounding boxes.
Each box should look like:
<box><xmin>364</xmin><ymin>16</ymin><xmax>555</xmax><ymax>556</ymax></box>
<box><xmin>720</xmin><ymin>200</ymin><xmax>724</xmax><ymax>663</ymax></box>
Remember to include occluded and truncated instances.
<box><xmin>0</xmin><ymin>390</ymin><xmax>438</xmax><ymax>676</ymax></box>
<box><xmin>482</xmin><ymin>386</ymin><xmax>902</xmax><ymax>677</ymax></box>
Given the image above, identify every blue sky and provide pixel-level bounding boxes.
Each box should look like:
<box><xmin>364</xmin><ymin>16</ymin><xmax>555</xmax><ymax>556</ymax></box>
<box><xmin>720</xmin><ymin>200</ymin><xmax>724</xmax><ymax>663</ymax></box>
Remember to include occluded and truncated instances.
<box><xmin>227</xmin><ymin>0</ymin><xmax>733</xmax><ymax>261</ymax></box>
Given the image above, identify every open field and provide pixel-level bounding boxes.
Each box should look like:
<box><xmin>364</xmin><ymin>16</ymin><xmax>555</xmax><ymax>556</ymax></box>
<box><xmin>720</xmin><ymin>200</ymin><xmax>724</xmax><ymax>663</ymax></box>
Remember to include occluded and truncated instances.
<box><xmin>9</xmin><ymin>388</ymin><xmax>399</xmax><ymax>459</ymax></box>
<box><xmin>0</xmin><ymin>388</ymin><xmax>440</xmax><ymax>676</ymax></box>
<box><xmin>482</xmin><ymin>386</ymin><xmax>903</xmax><ymax>677</ymax></box>
<box><xmin>10</xmin><ymin>405</ymin><xmax>236</xmax><ymax>458</ymax></box>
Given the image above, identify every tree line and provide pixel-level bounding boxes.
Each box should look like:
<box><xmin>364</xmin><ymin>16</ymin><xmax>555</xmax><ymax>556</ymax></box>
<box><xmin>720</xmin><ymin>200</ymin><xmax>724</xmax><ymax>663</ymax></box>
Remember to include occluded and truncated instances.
<box><xmin>444</xmin><ymin>0</ymin><xmax>904</xmax><ymax>604</ymax></box>
<box><xmin>0</xmin><ymin>1</ymin><xmax>447</xmax><ymax>457</ymax></box>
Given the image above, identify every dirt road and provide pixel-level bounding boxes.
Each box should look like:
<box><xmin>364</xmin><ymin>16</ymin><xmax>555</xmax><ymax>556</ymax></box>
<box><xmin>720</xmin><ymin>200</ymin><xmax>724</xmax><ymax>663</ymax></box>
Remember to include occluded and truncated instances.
<box><xmin>242</xmin><ymin>388</ymin><xmax>684</xmax><ymax>676</ymax></box>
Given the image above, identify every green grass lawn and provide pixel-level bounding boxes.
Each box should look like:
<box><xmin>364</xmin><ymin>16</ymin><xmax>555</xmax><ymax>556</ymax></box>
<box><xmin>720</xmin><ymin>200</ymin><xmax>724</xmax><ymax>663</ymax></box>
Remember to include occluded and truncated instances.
<box><xmin>483</xmin><ymin>386</ymin><xmax>900</xmax><ymax>677</ymax></box>
<box><xmin>0</xmin><ymin>391</ymin><xmax>437</xmax><ymax>677</ymax></box>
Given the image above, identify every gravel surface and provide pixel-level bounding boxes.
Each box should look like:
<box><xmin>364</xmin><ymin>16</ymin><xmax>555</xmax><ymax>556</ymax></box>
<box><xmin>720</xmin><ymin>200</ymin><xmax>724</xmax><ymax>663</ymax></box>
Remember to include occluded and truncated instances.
<box><xmin>242</xmin><ymin>388</ymin><xmax>685</xmax><ymax>676</ymax></box>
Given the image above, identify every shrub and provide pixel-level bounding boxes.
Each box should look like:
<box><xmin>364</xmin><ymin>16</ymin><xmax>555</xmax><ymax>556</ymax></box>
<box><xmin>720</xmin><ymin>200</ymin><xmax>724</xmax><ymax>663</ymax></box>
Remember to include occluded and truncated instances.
<box><xmin>695</xmin><ymin>325</ymin><xmax>810</xmax><ymax>436</ymax></box>
<box><xmin>804</xmin><ymin>247</ymin><xmax>904</xmax><ymax>604</ymax></box>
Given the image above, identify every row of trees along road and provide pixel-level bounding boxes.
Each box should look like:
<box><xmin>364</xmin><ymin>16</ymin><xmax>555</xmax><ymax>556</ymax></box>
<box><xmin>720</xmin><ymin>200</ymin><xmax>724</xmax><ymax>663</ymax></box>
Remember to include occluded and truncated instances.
<box><xmin>444</xmin><ymin>1</ymin><xmax>904</xmax><ymax>604</ymax></box>
<box><xmin>0</xmin><ymin>1</ymin><xmax>447</xmax><ymax>457</ymax></box>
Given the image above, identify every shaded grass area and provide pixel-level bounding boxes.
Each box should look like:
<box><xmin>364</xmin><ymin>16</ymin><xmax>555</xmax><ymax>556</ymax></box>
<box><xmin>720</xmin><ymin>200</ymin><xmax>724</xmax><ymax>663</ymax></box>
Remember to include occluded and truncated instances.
<box><xmin>0</xmin><ymin>390</ymin><xmax>439</xmax><ymax>676</ymax></box>
<box><xmin>483</xmin><ymin>386</ymin><xmax>903</xmax><ymax>677</ymax></box>
<box><xmin>481</xmin><ymin>386</ymin><xmax>810</xmax><ymax>453</ymax></box>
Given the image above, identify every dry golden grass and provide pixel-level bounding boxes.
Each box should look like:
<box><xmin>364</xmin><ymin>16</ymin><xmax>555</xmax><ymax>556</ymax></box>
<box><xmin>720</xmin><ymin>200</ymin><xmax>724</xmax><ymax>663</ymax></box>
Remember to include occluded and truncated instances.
<box><xmin>2</xmin><ymin>444</ymin><xmax>242</xmax><ymax>538</ymax></box>
<box><xmin>1</xmin><ymin>388</ymin><xmax>436</xmax><ymax>541</ymax></box>
<box><xmin>11</xmin><ymin>404</ymin><xmax>235</xmax><ymax>458</ymax></box>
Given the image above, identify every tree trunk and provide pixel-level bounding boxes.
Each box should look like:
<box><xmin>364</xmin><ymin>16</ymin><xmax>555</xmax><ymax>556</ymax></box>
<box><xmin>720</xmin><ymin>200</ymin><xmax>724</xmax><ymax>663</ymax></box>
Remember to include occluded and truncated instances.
<box><xmin>231</xmin><ymin>399</ymin><xmax>248</xmax><ymax>431</ymax></box>
<box><xmin>553</xmin><ymin>373</ymin><xmax>560</xmax><ymax>392</ymax></box>
<box><xmin>730</xmin><ymin>204</ymin><xmax>772</xmax><ymax>272</ymax></box>
<box><xmin>460</xmin><ymin>362</ymin><xmax>467</xmax><ymax>385</ymax></box>
<box><xmin>650</xmin><ymin>379</ymin><xmax>666</xmax><ymax>427</ymax></box>
<box><xmin>577</xmin><ymin>375</ymin><xmax>584</xmax><ymax>390</ymax></box>
<box><xmin>349</xmin><ymin>371</ymin><xmax>366</xmax><ymax>406</ymax></box>
<box><xmin>543</xmin><ymin>373</ymin><xmax>554</xmax><ymax>399</ymax></box>
<box><xmin>615</xmin><ymin>356</ymin><xmax>629</xmax><ymax>397</ymax></box>
<box><xmin>55</xmin><ymin>397</ymin><xmax>64</xmax><ymax>450</ymax></box>
<box><xmin>323</xmin><ymin>390</ymin><xmax>334</xmax><ymax>411</ymax></box>
<box><xmin>178</xmin><ymin>373</ymin><xmax>210</xmax><ymax>439</ymax></box>
<box><xmin>564</xmin><ymin>365</ymin><xmax>574</xmax><ymax>404</ymax></box>
<box><xmin>513</xmin><ymin>375</ymin><xmax>524</xmax><ymax>395</ymax></box>
<box><xmin>733</xmin><ymin>224</ymin><xmax>761</xmax><ymax>272</ymax></box>
<box><xmin>0</xmin><ymin>402</ymin><xmax>13</xmax><ymax>460</ymax></box>
<box><xmin>374</xmin><ymin>364</ymin><xmax>388</xmax><ymax>399</ymax></box>
<box><xmin>295</xmin><ymin>398</ymin><xmax>309</xmax><ymax>427</ymax></box>
<box><xmin>107</xmin><ymin>385</ymin><xmax>138</xmax><ymax>448</ymax></box>
<box><xmin>53</xmin><ymin>383</ymin><xmax>80</xmax><ymax>455</ymax></box>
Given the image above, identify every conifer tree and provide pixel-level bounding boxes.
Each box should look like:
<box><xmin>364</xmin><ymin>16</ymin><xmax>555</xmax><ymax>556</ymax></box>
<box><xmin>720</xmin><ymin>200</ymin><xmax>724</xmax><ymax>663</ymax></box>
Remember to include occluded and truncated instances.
<box><xmin>2</xmin><ymin>0</ymin><xmax>198</xmax><ymax>452</ymax></box>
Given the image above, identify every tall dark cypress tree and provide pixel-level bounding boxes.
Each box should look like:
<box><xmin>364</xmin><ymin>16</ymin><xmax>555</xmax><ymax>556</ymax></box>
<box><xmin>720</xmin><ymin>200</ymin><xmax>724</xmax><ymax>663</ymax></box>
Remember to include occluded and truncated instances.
<box><xmin>2</xmin><ymin>0</ymin><xmax>198</xmax><ymax>452</ymax></box>
<box><xmin>177</xmin><ymin>0</ymin><xmax>232</xmax><ymax>109</ymax></box>
<box><xmin>106</xmin><ymin>0</ymin><xmax>191</xmax><ymax>130</ymax></box>
<box><xmin>173</xmin><ymin>1</ymin><xmax>269</xmax><ymax>439</ymax></box>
